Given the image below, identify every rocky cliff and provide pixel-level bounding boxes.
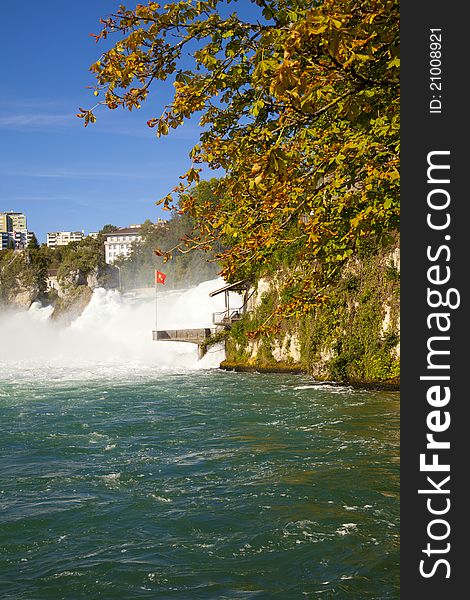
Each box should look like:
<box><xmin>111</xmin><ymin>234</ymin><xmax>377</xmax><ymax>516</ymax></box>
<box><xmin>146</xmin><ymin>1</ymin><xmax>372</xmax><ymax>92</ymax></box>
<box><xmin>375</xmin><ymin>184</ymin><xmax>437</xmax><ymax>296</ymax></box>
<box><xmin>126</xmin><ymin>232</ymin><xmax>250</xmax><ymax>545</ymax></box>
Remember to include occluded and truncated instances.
<box><xmin>0</xmin><ymin>249</ymin><xmax>117</xmax><ymax>322</ymax></box>
<box><xmin>49</xmin><ymin>263</ymin><xmax>118</xmax><ymax>323</ymax></box>
<box><xmin>221</xmin><ymin>245</ymin><xmax>400</xmax><ymax>386</ymax></box>
<box><xmin>0</xmin><ymin>251</ymin><xmax>43</xmax><ymax>309</ymax></box>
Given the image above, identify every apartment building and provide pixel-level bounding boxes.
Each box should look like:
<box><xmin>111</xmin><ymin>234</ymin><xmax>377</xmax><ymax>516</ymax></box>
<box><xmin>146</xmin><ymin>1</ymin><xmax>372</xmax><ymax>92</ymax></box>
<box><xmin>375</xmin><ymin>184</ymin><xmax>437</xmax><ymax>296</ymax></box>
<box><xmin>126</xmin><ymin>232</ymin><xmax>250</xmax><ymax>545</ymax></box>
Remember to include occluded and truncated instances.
<box><xmin>0</xmin><ymin>211</ymin><xmax>27</xmax><ymax>233</ymax></box>
<box><xmin>0</xmin><ymin>231</ymin><xmax>11</xmax><ymax>250</ymax></box>
<box><xmin>0</xmin><ymin>213</ymin><xmax>8</xmax><ymax>233</ymax></box>
<box><xmin>47</xmin><ymin>231</ymin><xmax>85</xmax><ymax>248</ymax></box>
<box><xmin>0</xmin><ymin>211</ymin><xmax>36</xmax><ymax>250</ymax></box>
<box><xmin>11</xmin><ymin>231</ymin><xmax>35</xmax><ymax>249</ymax></box>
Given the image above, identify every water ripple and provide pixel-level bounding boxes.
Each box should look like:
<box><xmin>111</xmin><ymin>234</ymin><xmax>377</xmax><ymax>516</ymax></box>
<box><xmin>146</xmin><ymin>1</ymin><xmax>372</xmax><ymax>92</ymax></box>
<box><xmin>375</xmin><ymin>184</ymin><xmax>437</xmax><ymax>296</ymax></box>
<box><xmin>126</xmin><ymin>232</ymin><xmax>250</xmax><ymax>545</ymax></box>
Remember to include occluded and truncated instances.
<box><xmin>0</xmin><ymin>371</ymin><xmax>399</xmax><ymax>599</ymax></box>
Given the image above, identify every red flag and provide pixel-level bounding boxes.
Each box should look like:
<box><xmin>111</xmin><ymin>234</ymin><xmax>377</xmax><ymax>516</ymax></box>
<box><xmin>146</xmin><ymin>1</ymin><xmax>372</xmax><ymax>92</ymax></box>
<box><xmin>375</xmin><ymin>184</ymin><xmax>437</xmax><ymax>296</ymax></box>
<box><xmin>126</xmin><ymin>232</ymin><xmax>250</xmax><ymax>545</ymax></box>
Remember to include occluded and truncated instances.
<box><xmin>155</xmin><ymin>270</ymin><xmax>166</xmax><ymax>285</ymax></box>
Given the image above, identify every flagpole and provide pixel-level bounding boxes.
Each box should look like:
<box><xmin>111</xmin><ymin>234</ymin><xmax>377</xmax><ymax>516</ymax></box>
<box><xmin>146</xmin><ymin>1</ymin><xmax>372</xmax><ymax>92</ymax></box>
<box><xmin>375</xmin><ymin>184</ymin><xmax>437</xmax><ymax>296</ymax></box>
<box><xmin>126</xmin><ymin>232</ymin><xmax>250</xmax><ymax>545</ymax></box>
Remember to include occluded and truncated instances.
<box><xmin>155</xmin><ymin>273</ymin><xmax>158</xmax><ymax>335</ymax></box>
<box><xmin>154</xmin><ymin>270</ymin><xmax>166</xmax><ymax>339</ymax></box>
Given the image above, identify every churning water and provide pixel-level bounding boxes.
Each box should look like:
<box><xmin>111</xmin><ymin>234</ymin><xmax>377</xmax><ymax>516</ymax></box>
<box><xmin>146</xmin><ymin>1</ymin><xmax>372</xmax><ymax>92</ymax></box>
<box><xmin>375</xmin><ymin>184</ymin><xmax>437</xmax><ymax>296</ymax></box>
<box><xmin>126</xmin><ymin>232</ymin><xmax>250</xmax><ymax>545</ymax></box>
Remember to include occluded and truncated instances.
<box><xmin>0</xmin><ymin>280</ymin><xmax>399</xmax><ymax>598</ymax></box>
<box><xmin>0</xmin><ymin>278</ymin><xmax>239</xmax><ymax>376</ymax></box>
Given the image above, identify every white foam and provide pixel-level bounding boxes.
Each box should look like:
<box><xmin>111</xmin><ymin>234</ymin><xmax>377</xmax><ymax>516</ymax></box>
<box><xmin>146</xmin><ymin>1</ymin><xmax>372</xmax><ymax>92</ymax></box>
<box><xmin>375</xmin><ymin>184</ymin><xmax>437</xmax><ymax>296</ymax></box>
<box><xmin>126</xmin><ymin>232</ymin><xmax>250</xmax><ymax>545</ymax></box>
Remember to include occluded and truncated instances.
<box><xmin>0</xmin><ymin>278</ymin><xmax>241</xmax><ymax>378</ymax></box>
<box><xmin>335</xmin><ymin>523</ymin><xmax>358</xmax><ymax>536</ymax></box>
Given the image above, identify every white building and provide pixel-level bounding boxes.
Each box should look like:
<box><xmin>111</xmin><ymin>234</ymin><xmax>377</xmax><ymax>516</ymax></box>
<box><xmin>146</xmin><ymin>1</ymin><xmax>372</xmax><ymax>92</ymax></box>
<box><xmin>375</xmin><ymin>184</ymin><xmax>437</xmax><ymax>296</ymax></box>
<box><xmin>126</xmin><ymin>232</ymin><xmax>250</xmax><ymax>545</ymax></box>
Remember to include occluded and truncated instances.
<box><xmin>104</xmin><ymin>225</ymin><xmax>142</xmax><ymax>264</ymax></box>
<box><xmin>0</xmin><ymin>231</ymin><xmax>10</xmax><ymax>250</ymax></box>
<box><xmin>0</xmin><ymin>229</ymin><xmax>36</xmax><ymax>250</ymax></box>
<box><xmin>12</xmin><ymin>230</ymin><xmax>36</xmax><ymax>249</ymax></box>
<box><xmin>46</xmin><ymin>269</ymin><xmax>61</xmax><ymax>293</ymax></box>
<box><xmin>47</xmin><ymin>231</ymin><xmax>85</xmax><ymax>248</ymax></box>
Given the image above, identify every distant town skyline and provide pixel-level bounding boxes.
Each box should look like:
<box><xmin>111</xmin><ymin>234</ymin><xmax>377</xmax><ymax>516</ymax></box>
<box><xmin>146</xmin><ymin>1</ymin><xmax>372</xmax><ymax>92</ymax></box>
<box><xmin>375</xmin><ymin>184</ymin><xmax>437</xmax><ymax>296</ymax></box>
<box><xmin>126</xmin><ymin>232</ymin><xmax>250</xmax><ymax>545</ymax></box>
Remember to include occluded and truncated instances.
<box><xmin>0</xmin><ymin>1</ymin><xmax>220</xmax><ymax>244</ymax></box>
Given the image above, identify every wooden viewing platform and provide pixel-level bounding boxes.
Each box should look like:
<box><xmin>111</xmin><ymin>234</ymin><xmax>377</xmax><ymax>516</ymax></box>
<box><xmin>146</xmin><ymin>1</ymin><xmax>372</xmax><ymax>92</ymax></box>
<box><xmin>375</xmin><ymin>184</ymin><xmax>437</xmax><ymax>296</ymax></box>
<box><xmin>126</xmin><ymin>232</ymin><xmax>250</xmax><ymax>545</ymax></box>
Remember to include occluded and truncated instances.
<box><xmin>152</xmin><ymin>328</ymin><xmax>214</xmax><ymax>360</ymax></box>
<box><xmin>151</xmin><ymin>279</ymin><xmax>251</xmax><ymax>360</ymax></box>
<box><xmin>152</xmin><ymin>328</ymin><xmax>213</xmax><ymax>344</ymax></box>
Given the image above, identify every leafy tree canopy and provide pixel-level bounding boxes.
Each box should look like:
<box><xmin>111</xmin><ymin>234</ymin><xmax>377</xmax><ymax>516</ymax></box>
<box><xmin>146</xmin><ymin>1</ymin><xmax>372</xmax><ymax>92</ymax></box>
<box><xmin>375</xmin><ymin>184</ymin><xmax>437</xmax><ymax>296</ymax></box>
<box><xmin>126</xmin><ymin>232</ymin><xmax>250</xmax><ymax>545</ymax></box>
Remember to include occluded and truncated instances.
<box><xmin>99</xmin><ymin>224</ymin><xmax>120</xmax><ymax>234</ymax></box>
<box><xmin>56</xmin><ymin>237</ymin><xmax>106</xmax><ymax>284</ymax></box>
<box><xmin>82</xmin><ymin>0</ymin><xmax>399</xmax><ymax>305</ymax></box>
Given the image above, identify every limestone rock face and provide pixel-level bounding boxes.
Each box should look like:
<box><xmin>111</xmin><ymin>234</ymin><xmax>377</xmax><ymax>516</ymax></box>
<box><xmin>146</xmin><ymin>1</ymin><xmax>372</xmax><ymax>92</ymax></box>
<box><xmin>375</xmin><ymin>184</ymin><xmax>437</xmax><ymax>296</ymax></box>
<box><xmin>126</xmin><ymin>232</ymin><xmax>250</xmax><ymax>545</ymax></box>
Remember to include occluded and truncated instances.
<box><xmin>50</xmin><ymin>286</ymin><xmax>93</xmax><ymax>324</ymax></box>
<box><xmin>87</xmin><ymin>264</ymin><xmax>119</xmax><ymax>290</ymax></box>
<box><xmin>49</xmin><ymin>265</ymin><xmax>118</xmax><ymax>323</ymax></box>
<box><xmin>10</xmin><ymin>285</ymin><xmax>39</xmax><ymax>309</ymax></box>
<box><xmin>1</xmin><ymin>252</ymin><xmax>118</xmax><ymax>317</ymax></box>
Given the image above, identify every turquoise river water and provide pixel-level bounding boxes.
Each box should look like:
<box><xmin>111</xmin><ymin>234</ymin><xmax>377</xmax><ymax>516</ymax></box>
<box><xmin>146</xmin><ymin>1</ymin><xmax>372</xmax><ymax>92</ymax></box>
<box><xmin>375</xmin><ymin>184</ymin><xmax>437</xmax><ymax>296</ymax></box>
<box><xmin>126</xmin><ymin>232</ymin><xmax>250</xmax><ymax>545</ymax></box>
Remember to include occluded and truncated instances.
<box><xmin>0</xmin><ymin>370</ymin><xmax>399</xmax><ymax>599</ymax></box>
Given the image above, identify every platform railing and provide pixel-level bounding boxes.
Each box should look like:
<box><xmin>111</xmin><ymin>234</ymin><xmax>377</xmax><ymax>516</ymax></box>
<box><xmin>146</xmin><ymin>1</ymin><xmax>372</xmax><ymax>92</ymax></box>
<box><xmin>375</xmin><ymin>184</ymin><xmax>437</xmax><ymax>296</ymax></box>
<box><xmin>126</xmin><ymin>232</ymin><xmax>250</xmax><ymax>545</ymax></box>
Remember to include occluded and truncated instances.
<box><xmin>212</xmin><ymin>308</ymin><xmax>243</xmax><ymax>326</ymax></box>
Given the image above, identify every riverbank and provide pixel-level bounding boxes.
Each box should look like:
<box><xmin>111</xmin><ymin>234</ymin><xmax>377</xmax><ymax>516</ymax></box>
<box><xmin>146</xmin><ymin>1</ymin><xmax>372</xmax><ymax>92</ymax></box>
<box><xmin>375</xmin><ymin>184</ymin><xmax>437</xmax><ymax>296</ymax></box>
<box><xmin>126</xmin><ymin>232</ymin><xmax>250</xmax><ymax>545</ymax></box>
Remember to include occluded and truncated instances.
<box><xmin>219</xmin><ymin>360</ymin><xmax>400</xmax><ymax>391</ymax></box>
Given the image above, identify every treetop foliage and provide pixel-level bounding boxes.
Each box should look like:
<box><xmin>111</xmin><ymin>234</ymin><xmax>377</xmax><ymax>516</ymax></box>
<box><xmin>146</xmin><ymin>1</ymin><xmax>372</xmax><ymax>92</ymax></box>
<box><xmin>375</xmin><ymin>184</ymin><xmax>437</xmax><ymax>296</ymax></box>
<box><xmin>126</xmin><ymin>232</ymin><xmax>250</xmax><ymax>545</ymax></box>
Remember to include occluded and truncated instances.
<box><xmin>81</xmin><ymin>0</ymin><xmax>399</xmax><ymax>312</ymax></box>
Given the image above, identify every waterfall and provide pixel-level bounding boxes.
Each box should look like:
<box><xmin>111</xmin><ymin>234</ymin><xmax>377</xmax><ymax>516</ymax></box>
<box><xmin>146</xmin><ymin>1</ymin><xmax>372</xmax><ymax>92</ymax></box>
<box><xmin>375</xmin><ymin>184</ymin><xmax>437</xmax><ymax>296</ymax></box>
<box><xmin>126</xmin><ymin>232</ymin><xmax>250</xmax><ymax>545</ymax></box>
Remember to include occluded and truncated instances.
<box><xmin>0</xmin><ymin>278</ymin><xmax>241</xmax><ymax>378</ymax></box>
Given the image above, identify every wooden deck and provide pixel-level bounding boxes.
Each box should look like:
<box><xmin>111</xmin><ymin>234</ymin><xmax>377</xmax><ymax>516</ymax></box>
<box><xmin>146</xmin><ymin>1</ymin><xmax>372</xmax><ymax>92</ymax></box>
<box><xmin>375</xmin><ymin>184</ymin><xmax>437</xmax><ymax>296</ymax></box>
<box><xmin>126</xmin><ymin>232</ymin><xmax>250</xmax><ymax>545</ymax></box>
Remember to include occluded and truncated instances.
<box><xmin>152</xmin><ymin>328</ymin><xmax>214</xmax><ymax>360</ymax></box>
<box><xmin>152</xmin><ymin>328</ymin><xmax>212</xmax><ymax>344</ymax></box>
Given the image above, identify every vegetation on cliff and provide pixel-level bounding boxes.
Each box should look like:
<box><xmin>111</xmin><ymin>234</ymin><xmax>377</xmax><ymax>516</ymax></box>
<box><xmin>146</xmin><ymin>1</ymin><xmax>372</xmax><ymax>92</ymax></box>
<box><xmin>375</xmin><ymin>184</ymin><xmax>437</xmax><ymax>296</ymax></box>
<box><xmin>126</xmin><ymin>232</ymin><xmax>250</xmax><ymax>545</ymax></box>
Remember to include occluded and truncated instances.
<box><xmin>224</xmin><ymin>243</ymin><xmax>400</xmax><ymax>383</ymax></box>
<box><xmin>0</xmin><ymin>249</ymin><xmax>46</xmax><ymax>308</ymax></box>
<box><xmin>0</xmin><ymin>235</ymin><xmax>109</xmax><ymax>313</ymax></box>
<box><xmin>0</xmin><ymin>209</ymin><xmax>221</xmax><ymax>310</ymax></box>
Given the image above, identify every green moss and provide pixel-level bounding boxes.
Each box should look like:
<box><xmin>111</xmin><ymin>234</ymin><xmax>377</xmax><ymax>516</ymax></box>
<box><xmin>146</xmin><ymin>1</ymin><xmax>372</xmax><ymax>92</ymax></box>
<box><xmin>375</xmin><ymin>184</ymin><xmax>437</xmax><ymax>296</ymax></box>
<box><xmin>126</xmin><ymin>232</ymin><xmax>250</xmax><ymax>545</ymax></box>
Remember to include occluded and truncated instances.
<box><xmin>224</xmin><ymin>245</ymin><xmax>400</xmax><ymax>385</ymax></box>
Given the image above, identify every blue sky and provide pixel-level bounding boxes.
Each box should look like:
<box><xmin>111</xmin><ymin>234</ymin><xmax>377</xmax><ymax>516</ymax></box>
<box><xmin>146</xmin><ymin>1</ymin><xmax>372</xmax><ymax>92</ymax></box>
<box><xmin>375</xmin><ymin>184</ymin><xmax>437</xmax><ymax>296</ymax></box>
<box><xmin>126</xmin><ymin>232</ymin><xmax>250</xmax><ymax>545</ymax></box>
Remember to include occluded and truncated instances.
<box><xmin>0</xmin><ymin>0</ymin><xmax>226</xmax><ymax>242</ymax></box>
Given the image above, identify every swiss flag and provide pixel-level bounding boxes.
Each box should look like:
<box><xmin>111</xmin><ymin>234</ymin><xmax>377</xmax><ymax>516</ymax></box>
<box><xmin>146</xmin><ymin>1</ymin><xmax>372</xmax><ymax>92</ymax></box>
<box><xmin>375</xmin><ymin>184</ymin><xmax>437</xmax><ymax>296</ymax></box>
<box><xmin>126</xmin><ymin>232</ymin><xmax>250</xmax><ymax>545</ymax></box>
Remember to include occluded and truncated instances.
<box><xmin>155</xmin><ymin>270</ymin><xmax>166</xmax><ymax>285</ymax></box>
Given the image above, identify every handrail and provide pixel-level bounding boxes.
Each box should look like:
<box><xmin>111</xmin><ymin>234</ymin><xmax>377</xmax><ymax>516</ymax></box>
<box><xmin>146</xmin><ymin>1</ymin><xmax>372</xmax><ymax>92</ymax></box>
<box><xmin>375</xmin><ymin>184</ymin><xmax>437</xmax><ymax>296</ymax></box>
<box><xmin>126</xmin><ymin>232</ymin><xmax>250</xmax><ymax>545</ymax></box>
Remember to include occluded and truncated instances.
<box><xmin>212</xmin><ymin>307</ymin><xmax>243</xmax><ymax>324</ymax></box>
